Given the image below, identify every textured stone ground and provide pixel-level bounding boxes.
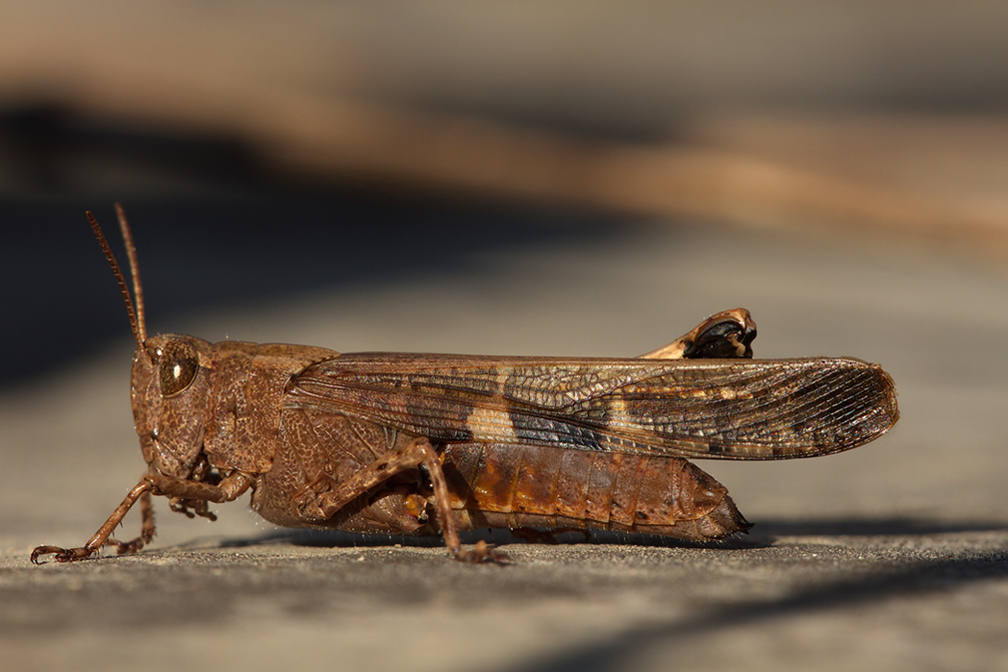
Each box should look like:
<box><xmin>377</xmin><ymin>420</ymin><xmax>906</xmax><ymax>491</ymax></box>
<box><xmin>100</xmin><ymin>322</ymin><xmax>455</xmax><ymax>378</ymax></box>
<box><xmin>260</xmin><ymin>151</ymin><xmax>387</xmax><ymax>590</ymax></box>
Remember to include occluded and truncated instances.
<box><xmin>3</xmin><ymin>209</ymin><xmax>1006</xmax><ymax>672</ymax></box>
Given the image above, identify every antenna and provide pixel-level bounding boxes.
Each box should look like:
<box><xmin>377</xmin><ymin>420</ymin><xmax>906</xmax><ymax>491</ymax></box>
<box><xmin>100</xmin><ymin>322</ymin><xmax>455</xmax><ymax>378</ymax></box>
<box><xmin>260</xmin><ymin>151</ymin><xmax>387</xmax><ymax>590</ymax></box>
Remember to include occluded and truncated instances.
<box><xmin>113</xmin><ymin>203</ymin><xmax>147</xmax><ymax>345</ymax></box>
<box><xmin>86</xmin><ymin>205</ymin><xmax>147</xmax><ymax>351</ymax></box>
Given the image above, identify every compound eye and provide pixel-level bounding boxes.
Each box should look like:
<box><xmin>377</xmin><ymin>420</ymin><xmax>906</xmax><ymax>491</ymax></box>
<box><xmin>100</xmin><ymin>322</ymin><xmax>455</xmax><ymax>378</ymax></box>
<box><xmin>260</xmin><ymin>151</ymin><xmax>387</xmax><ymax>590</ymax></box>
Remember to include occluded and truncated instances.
<box><xmin>158</xmin><ymin>340</ymin><xmax>199</xmax><ymax>397</ymax></box>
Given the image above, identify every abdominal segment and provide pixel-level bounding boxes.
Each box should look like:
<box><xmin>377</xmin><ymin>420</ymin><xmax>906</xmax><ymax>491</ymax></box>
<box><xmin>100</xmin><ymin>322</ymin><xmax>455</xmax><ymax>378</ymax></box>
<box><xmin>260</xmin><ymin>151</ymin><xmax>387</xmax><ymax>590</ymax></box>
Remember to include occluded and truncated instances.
<box><xmin>441</xmin><ymin>443</ymin><xmax>751</xmax><ymax>542</ymax></box>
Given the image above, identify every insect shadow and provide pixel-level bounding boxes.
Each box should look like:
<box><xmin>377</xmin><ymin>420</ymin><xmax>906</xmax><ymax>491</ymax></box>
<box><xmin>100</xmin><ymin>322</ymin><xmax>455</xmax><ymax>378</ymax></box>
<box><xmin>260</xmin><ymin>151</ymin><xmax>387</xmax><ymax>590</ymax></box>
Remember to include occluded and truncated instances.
<box><xmin>178</xmin><ymin>517</ymin><xmax>1007</xmax><ymax>556</ymax></box>
<box><xmin>215</xmin><ymin>527</ymin><xmax>764</xmax><ymax>553</ymax></box>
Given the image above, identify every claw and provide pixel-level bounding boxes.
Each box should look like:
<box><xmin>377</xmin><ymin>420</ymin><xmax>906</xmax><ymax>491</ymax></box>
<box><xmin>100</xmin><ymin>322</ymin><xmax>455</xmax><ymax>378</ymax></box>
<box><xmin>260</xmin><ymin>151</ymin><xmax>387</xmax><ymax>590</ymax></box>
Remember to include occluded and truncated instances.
<box><xmin>30</xmin><ymin>545</ymin><xmax>95</xmax><ymax>564</ymax></box>
<box><xmin>106</xmin><ymin>536</ymin><xmax>146</xmax><ymax>555</ymax></box>
<box><xmin>454</xmin><ymin>540</ymin><xmax>510</xmax><ymax>564</ymax></box>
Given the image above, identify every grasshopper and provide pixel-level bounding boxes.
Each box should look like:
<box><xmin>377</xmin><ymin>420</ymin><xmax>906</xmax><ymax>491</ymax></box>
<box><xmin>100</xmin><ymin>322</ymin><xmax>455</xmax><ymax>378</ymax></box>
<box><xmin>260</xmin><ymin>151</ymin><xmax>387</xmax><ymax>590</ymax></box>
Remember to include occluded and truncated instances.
<box><xmin>32</xmin><ymin>205</ymin><xmax>898</xmax><ymax>563</ymax></box>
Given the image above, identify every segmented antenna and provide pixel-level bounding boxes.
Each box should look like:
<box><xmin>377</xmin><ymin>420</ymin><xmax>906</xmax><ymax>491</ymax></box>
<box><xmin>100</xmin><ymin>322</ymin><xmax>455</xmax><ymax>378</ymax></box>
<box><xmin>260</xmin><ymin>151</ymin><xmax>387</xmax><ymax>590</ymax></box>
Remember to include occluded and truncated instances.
<box><xmin>86</xmin><ymin>205</ymin><xmax>147</xmax><ymax>351</ymax></box>
<box><xmin>113</xmin><ymin>203</ymin><xmax>147</xmax><ymax>345</ymax></box>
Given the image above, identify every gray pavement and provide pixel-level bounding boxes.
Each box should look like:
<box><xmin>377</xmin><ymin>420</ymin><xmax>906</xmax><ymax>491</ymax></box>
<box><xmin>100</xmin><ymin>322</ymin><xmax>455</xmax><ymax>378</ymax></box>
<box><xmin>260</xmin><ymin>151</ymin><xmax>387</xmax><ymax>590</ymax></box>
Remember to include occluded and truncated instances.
<box><xmin>2</xmin><ymin>215</ymin><xmax>1007</xmax><ymax>671</ymax></box>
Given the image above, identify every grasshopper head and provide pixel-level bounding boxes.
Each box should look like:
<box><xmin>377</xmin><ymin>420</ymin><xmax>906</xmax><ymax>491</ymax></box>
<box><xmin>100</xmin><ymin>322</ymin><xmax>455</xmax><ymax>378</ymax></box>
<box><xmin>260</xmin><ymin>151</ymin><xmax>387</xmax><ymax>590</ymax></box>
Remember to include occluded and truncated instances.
<box><xmin>131</xmin><ymin>334</ymin><xmax>215</xmax><ymax>479</ymax></box>
<box><xmin>88</xmin><ymin>206</ymin><xmax>218</xmax><ymax>481</ymax></box>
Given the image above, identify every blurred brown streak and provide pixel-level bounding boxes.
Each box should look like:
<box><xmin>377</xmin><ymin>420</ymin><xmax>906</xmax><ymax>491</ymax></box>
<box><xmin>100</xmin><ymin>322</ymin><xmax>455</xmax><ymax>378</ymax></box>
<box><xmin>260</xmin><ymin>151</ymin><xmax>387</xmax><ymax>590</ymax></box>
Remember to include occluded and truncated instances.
<box><xmin>3</xmin><ymin>15</ymin><xmax>1008</xmax><ymax>256</ymax></box>
<box><xmin>259</xmin><ymin>95</ymin><xmax>1008</xmax><ymax>252</ymax></box>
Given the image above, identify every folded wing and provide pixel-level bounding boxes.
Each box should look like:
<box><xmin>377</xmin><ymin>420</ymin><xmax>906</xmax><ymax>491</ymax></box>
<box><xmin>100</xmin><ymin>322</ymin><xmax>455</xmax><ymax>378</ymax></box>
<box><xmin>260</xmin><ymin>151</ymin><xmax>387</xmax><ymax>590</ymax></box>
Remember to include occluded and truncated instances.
<box><xmin>285</xmin><ymin>354</ymin><xmax>898</xmax><ymax>460</ymax></box>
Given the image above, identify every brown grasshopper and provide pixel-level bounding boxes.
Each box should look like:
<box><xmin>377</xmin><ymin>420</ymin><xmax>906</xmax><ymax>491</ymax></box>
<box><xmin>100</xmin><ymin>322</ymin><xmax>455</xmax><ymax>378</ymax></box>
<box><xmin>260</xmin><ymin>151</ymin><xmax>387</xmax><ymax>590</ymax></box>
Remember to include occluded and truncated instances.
<box><xmin>31</xmin><ymin>205</ymin><xmax>898</xmax><ymax>563</ymax></box>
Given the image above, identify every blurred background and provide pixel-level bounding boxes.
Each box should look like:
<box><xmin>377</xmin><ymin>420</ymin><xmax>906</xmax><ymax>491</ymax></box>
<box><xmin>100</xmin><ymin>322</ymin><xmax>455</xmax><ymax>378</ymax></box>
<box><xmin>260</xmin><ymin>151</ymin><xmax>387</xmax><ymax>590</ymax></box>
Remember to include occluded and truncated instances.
<box><xmin>3</xmin><ymin>3</ymin><xmax>1008</xmax><ymax>671</ymax></box>
<box><xmin>3</xmin><ymin>1</ymin><xmax>1008</xmax><ymax>383</ymax></box>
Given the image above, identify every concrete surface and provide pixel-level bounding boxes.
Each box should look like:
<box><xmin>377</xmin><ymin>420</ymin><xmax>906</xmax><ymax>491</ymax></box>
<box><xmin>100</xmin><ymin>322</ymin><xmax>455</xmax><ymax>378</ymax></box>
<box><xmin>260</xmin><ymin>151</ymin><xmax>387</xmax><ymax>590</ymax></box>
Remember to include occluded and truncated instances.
<box><xmin>2</xmin><ymin>207</ymin><xmax>1007</xmax><ymax>671</ymax></box>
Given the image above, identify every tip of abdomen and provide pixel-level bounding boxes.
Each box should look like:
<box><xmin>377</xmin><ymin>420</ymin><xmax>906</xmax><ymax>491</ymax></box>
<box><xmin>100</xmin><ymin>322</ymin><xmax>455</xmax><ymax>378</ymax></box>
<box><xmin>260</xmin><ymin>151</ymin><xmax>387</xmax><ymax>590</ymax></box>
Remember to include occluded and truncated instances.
<box><xmin>695</xmin><ymin>493</ymin><xmax>752</xmax><ymax>539</ymax></box>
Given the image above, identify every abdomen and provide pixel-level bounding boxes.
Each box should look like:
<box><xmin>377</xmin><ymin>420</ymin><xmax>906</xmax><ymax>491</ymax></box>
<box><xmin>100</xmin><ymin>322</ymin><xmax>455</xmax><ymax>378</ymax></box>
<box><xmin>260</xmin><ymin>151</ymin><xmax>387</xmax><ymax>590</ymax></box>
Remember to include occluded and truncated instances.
<box><xmin>441</xmin><ymin>443</ymin><xmax>751</xmax><ymax>542</ymax></box>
